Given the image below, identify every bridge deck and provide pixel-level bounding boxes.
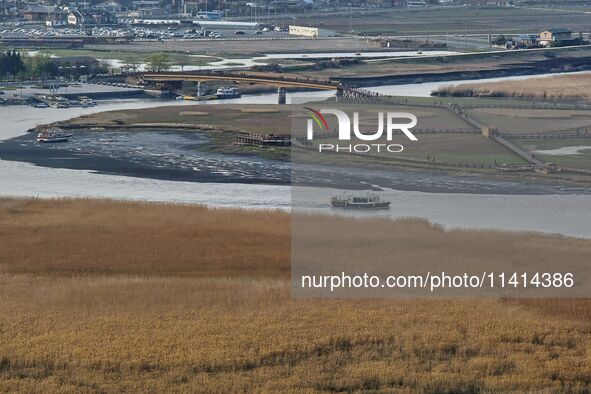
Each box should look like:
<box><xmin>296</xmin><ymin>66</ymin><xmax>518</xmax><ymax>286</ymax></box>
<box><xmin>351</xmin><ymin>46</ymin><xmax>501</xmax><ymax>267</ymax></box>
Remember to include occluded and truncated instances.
<box><xmin>142</xmin><ymin>72</ymin><xmax>338</xmax><ymax>90</ymax></box>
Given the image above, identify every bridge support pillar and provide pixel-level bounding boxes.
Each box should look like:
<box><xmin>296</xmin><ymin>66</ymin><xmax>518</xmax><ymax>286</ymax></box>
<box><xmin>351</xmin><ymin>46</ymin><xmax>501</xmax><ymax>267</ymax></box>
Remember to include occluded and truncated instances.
<box><xmin>277</xmin><ymin>87</ymin><xmax>287</xmax><ymax>105</ymax></box>
<box><xmin>197</xmin><ymin>82</ymin><xmax>207</xmax><ymax>96</ymax></box>
<box><xmin>336</xmin><ymin>85</ymin><xmax>344</xmax><ymax>103</ymax></box>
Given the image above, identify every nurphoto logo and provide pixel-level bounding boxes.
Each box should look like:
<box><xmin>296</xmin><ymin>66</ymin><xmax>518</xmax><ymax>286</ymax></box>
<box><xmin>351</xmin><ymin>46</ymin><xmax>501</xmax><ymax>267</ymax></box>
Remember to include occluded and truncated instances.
<box><xmin>305</xmin><ymin>107</ymin><xmax>418</xmax><ymax>153</ymax></box>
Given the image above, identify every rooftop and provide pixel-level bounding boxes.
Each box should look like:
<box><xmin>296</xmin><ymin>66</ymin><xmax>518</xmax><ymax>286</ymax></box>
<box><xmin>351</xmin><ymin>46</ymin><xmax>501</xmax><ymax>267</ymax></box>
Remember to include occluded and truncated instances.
<box><xmin>543</xmin><ymin>28</ymin><xmax>573</xmax><ymax>34</ymax></box>
<box><xmin>23</xmin><ymin>4</ymin><xmax>67</xmax><ymax>13</ymax></box>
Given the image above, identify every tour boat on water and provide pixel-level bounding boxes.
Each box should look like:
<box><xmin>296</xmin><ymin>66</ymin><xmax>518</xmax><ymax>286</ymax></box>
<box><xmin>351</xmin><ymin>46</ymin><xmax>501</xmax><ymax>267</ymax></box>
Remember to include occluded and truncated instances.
<box><xmin>37</xmin><ymin>128</ymin><xmax>73</xmax><ymax>143</ymax></box>
<box><xmin>330</xmin><ymin>193</ymin><xmax>391</xmax><ymax>209</ymax></box>
<box><xmin>215</xmin><ymin>87</ymin><xmax>241</xmax><ymax>99</ymax></box>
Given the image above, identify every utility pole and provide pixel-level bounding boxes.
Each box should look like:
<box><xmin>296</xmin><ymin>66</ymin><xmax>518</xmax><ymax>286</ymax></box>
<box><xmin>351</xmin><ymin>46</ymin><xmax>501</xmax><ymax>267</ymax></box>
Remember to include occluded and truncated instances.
<box><xmin>425</xmin><ymin>12</ymin><xmax>429</xmax><ymax>42</ymax></box>
<box><xmin>464</xmin><ymin>20</ymin><xmax>468</xmax><ymax>50</ymax></box>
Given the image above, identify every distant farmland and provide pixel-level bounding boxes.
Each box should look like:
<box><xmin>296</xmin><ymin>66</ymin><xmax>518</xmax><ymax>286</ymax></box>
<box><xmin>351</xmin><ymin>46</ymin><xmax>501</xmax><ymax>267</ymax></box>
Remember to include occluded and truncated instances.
<box><xmin>1</xmin><ymin>198</ymin><xmax>590</xmax><ymax>392</ymax></box>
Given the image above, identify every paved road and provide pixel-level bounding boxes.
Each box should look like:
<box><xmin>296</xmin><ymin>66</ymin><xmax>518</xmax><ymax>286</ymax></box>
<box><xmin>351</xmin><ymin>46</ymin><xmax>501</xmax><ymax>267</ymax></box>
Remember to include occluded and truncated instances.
<box><xmin>365</xmin><ymin>44</ymin><xmax>591</xmax><ymax>64</ymax></box>
<box><xmin>1</xmin><ymin>82</ymin><xmax>141</xmax><ymax>99</ymax></box>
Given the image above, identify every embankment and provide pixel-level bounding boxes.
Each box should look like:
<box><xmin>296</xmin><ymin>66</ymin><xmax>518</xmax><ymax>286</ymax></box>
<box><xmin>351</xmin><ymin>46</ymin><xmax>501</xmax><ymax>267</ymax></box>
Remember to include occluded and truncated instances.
<box><xmin>332</xmin><ymin>55</ymin><xmax>591</xmax><ymax>88</ymax></box>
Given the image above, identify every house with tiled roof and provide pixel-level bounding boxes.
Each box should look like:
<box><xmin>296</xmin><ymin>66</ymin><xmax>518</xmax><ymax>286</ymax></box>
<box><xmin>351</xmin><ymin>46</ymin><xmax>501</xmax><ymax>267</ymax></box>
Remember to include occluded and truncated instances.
<box><xmin>539</xmin><ymin>28</ymin><xmax>573</xmax><ymax>46</ymax></box>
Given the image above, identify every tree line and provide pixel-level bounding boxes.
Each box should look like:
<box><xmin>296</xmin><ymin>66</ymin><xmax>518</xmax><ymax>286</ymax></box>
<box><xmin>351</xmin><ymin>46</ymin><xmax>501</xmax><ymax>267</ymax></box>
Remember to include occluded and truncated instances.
<box><xmin>0</xmin><ymin>50</ymin><xmax>107</xmax><ymax>81</ymax></box>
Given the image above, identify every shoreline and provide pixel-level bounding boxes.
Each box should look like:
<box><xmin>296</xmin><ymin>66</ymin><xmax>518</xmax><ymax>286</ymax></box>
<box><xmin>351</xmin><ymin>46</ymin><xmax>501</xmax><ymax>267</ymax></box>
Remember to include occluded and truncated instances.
<box><xmin>335</xmin><ymin>61</ymin><xmax>591</xmax><ymax>88</ymax></box>
<box><xmin>2</xmin><ymin>130</ymin><xmax>591</xmax><ymax>195</ymax></box>
<box><xmin>27</xmin><ymin>120</ymin><xmax>591</xmax><ymax>188</ymax></box>
<box><xmin>4</xmin><ymin>153</ymin><xmax>590</xmax><ymax>238</ymax></box>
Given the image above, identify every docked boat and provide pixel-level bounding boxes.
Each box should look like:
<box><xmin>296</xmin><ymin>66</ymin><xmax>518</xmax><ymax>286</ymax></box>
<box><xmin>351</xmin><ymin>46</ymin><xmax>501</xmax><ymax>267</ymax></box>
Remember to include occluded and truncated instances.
<box><xmin>330</xmin><ymin>193</ymin><xmax>390</xmax><ymax>209</ymax></box>
<box><xmin>79</xmin><ymin>96</ymin><xmax>96</xmax><ymax>107</ymax></box>
<box><xmin>37</xmin><ymin>128</ymin><xmax>73</xmax><ymax>143</ymax></box>
<box><xmin>215</xmin><ymin>87</ymin><xmax>241</xmax><ymax>99</ymax></box>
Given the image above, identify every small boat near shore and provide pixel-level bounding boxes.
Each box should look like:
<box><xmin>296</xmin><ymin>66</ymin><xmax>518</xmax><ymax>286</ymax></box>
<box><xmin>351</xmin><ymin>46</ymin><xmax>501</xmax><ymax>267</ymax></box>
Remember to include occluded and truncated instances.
<box><xmin>216</xmin><ymin>87</ymin><xmax>241</xmax><ymax>99</ymax></box>
<box><xmin>37</xmin><ymin>128</ymin><xmax>73</xmax><ymax>143</ymax></box>
<box><xmin>330</xmin><ymin>193</ymin><xmax>391</xmax><ymax>209</ymax></box>
<box><xmin>78</xmin><ymin>96</ymin><xmax>96</xmax><ymax>107</ymax></box>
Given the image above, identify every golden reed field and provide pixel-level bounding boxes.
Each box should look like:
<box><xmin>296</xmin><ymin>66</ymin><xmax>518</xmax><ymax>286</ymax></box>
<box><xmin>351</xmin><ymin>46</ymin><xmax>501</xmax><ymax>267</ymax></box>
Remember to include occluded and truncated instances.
<box><xmin>0</xmin><ymin>198</ymin><xmax>590</xmax><ymax>393</ymax></box>
<box><xmin>435</xmin><ymin>73</ymin><xmax>591</xmax><ymax>101</ymax></box>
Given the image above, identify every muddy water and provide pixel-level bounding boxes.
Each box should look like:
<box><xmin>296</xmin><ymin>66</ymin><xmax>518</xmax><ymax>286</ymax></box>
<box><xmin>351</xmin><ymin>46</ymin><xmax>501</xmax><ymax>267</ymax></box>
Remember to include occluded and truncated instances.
<box><xmin>1</xmin><ymin>82</ymin><xmax>591</xmax><ymax>237</ymax></box>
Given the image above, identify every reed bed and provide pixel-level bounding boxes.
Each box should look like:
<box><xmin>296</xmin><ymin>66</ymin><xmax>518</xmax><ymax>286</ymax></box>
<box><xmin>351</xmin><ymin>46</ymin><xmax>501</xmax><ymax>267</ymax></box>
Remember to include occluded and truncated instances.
<box><xmin>434</xmin><ymin>74</ymin><xmax>591</xmax><ymax>101</ymax></box>
<box><xmin>0</xmin><ymin>198</ymin><xmax>590</xmax><ymax>392</ymax></box>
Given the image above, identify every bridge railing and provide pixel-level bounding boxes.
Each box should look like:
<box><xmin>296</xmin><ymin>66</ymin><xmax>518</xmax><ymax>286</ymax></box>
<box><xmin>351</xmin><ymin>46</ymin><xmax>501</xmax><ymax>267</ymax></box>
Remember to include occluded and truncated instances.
<box><xmin>142</xmin><ymin>70</ymin><xmax>337</xmax><ymax>88</ymax></box>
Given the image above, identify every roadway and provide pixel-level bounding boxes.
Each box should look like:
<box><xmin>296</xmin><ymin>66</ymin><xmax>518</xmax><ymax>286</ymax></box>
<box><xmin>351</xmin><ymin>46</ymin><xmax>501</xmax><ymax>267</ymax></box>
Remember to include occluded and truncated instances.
<box><xmin>365</xmin><ymin>44</ymin><xmax>591</xmax><ymax>65</ymax></box>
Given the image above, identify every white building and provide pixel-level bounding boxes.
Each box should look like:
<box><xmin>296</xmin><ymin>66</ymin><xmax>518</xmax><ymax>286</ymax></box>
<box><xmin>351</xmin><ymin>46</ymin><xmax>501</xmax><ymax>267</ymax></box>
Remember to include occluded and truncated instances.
<box><xmin>46</xmin><ymin>19</ymin><xmax>68</xmax><ymax>27</ymax></box>
<box><xmin>68</xmin><ymin>11</ymin><xmax>85</xmax><ymax>25</ymax></box>
<box><xmin>133</xmin><ymin>0</ymin><xmax>161</xmax><ymax>9</ymax></box>
<box><xmin>407</xmin><ymin>0</ymin><xmax>428</xmax><ymax>7</ymax></box>
<box><xmin>95</xmin><ymin>0</ymin><xmax>125</xmax><ymax>12</ymax></box>
<box><xmin>288</xmin><ymin>25</ymin><xmax>335</xmax><ymax>38</ymax></box>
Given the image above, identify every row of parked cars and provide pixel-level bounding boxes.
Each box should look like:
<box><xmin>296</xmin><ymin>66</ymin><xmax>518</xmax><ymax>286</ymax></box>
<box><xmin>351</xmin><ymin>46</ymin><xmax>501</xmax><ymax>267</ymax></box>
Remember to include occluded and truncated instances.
<box><xmin>166</xmin><ymin>28</ymin><xmax>226</xmax><ymax>39</ymax></box>
<box><xmin>1</xmin><ymin>25</ymin><xmax>286</xmax><ymax>40</ymax></box>
<box><xmin>0</xmin><ymin>24</ymin><xmax>289</xmax><ymax>40</ymax></box>
<box><xmin>0</xmin><ymin>26</ymin><xmax>139</xmax><ymax>38</ymax></box>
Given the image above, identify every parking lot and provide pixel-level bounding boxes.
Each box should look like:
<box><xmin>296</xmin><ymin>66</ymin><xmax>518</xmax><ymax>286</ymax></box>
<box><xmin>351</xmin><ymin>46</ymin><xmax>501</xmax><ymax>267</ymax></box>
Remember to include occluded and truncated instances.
<box><xmin>0</xmin><ymin>23</ymin><xmax>291</xmax><ymax>42</ymax></box>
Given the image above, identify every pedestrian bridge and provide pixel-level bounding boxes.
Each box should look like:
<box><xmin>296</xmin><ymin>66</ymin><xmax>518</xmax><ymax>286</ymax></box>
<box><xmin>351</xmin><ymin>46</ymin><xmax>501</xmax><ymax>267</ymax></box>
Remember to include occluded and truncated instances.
<box><xmin>141</xmin><ymin>71</ymin><xmax>339</xmax><ymax>91</ymax></box>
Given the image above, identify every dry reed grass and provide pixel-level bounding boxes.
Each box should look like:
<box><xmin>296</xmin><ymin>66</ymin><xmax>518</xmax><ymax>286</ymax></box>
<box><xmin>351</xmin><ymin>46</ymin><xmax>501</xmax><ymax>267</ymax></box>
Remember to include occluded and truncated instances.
<box><xmin>0</xmin><ymin>198</ymin><xmax>289</xmax><ymax>277</ymax></box>
<box><xmin>435</xmin><ymin>74</ymin><xmax>591</xmax><ymax>101</ymax></box>
<box><xmin>177</xmin><ymin>111</ymin><xmax>209</xmax><ymax>116</ymax></box>
<box><xmin>0</xmin><ymin>198</ymin><xmax>590</xmax><ymax>392</ymax></box>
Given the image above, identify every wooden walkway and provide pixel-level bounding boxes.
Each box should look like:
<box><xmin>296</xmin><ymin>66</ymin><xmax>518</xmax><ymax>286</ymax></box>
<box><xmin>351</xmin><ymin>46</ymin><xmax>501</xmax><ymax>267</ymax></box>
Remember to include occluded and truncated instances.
<box><xmin>445</xmin><ymin>103</ymin><xmax>547</xmax><ymax>167</ymax></box>
<box><xmin>235</xmin><ymin>133</ymin><xmax>291</xmax><ymax>147</ymax></box>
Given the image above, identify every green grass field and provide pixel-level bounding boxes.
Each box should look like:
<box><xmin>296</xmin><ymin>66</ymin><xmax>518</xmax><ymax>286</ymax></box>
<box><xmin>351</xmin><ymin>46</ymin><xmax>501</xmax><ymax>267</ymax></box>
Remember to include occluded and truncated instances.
<box><xmin>313</xmin><ymin>133</ymin><xmax>525</xmax><ymax>165</ymax></box>
<box><xmin>514</xmin><ymin>138</ymin><xmax>591</xmax><ymax>170</ymax></box>
<box><xmin>27</xmin><ymin>48</ymin><xmax>223</xmax><ymax>69</ymax></box>
<box><xmin>292</xmin><ymin>6</ymin><xmax>591</xmax><ymax>35</ymax></box>
<box><xmin>468</xmin><ymin>108</ymin><xmax>591</xmax><ymax>134</ymax></box>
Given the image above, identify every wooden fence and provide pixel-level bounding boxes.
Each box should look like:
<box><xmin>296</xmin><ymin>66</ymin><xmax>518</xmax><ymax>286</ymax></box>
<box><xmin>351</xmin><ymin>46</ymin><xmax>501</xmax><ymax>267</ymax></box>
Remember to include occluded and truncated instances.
<box><xmin>235</xmin><ymin>133</ymin><xmax>291</xmax><ymax>147</ymax></box>
<box><xmin>292</xmin><ymin>138</ymin><xmax>536</xmax><ymax>172</ymax></box>
<box><xmin>502</xmin><ymin>128</ymin><xmax>591</xmax><ymax>139</ymax></box>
